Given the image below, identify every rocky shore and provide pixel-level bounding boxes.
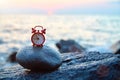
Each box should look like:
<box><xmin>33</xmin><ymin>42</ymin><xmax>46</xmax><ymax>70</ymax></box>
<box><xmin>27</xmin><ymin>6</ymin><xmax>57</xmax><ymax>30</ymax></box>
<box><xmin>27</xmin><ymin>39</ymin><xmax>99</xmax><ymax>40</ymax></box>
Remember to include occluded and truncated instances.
<box><xmin>0</xmin><ymin>51</ymin><xmax>120</xmax><ymax>80</ymax></box>
<box><xmin>0</xmin><ymin>40</ymin><xmax>120</xmax><ymax>80</ymax></box>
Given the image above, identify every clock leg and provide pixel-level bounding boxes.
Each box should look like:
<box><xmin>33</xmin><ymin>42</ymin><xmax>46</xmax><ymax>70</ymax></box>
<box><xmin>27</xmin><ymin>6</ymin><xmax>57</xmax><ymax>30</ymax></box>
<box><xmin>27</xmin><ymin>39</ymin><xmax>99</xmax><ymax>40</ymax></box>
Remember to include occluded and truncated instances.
<box><xmin>33</xmin><ymin>44</ymin><xmax>35</xmax><ymax>47</ymax></box>
<box><xmin>40</xmin><ymin>44</ymin><xmax>43</xmax><ymax>47</ymax></box>
<box><xmin>37</xmin><ymin>44</ymin><xmax>43</xmax><ymax>47</ymax></box>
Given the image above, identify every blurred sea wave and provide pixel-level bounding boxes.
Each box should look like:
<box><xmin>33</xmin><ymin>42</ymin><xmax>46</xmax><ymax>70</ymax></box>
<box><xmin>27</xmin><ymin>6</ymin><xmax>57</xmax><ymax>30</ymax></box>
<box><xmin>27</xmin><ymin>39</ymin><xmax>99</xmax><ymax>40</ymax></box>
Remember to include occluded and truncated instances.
<box><xmin>0</xmin><ymin>14</ymin><xmax>120</xmax><ymax>68</ymax></box>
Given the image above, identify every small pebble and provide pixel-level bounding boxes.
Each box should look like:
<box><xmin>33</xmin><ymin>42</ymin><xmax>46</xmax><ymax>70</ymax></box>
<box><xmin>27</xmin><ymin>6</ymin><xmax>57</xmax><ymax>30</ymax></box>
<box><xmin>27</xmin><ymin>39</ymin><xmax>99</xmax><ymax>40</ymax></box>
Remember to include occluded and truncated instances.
<box><xmin>110</xmin><ymin>40</ymin><xmax>120</xmax><ymax>54</ymax></box>
<box><xmin>7</xmin><ymin>51</ymin><xmax>17</xmax><ymax>62</ymax></box>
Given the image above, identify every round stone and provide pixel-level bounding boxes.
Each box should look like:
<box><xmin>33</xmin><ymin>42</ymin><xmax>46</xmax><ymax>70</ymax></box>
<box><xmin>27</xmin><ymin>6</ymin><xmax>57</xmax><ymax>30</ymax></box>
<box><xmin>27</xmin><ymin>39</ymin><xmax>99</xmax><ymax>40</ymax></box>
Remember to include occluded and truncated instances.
<box><xmin>16</xmin><ymin>45</ymin><xmax>62</xmax><ymax>71</ymax></box>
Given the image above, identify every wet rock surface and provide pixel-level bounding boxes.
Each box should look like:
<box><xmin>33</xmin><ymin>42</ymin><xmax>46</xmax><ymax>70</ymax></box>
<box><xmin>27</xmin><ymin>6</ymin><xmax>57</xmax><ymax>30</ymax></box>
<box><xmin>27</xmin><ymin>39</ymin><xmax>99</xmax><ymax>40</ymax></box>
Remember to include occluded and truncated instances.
<box><xmin>16</xmin><ymin>45</ymin><xmax>62</xmax><ymax>71</ymax></box>
<box><xmin>0</xmin><ymin>52</ymin><xmax>120</xmax><ymax>80</ymax></box>
<box><xmin>56</xmin><ymin>39</ymin><xmax>85</xmax><ymax>53</ymax></box>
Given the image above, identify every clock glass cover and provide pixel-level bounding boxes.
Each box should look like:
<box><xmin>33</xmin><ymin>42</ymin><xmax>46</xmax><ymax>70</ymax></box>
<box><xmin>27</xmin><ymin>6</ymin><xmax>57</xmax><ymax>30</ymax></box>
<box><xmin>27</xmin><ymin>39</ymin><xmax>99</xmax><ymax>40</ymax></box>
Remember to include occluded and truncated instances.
<box><xmin>31</xmin><ymin>33</ymin><xmax>45</xmax><ymax>45</ymax></box>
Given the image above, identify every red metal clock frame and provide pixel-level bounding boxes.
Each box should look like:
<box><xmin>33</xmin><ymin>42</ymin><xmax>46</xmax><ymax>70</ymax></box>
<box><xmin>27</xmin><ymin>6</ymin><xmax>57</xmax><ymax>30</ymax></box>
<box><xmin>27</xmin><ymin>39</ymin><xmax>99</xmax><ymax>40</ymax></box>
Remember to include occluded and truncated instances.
<box><xmin>31</xmin><ymin>25</ymin><xmax>46</xmax><ymax>47</ymax></box>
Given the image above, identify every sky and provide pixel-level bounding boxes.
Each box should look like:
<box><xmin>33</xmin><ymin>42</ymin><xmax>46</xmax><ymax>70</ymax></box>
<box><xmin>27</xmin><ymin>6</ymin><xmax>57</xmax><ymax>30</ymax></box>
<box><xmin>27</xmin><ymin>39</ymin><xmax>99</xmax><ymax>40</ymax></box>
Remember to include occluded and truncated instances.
<box><xmin>0</xmin><ymin>0</ymin><xmax>120</xmax><ymax>15</ymax></box>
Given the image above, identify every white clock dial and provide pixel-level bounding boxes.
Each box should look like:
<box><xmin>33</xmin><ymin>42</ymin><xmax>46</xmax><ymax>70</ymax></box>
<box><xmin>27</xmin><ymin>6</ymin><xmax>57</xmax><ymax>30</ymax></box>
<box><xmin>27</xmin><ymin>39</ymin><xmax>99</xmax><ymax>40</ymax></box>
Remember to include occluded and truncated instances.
<box><xmin>32</xmin><ymin>33</ymin><xmax>44</xmax><ymax>45</ymax></box>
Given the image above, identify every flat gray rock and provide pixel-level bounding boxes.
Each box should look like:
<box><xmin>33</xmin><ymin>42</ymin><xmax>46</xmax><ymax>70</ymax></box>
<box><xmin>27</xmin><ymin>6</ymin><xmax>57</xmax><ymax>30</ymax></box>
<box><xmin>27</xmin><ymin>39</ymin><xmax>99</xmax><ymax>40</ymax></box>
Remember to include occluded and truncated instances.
<box><xmin>16</xmin><ymin>45</ymin><xmax>62</xmax><ymax>71</ymax></box>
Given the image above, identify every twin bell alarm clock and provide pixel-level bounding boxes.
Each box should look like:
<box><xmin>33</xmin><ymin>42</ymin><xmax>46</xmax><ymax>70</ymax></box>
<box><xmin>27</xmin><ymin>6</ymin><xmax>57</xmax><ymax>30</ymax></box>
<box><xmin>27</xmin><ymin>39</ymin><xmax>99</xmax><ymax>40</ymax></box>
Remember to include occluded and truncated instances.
<box><xmin>31</xmin><ymin>25</ymin><xmax>46</xmax><ymax>47</ymax></box>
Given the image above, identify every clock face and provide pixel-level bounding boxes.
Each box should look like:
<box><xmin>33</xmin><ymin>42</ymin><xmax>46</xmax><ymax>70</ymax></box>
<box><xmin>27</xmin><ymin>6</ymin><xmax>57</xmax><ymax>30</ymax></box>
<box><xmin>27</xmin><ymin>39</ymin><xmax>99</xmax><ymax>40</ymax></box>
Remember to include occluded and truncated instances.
<box><xmin>31</xmin><ymin>33</ymin><xmax>45</xmax><ymax>45</ymax></box>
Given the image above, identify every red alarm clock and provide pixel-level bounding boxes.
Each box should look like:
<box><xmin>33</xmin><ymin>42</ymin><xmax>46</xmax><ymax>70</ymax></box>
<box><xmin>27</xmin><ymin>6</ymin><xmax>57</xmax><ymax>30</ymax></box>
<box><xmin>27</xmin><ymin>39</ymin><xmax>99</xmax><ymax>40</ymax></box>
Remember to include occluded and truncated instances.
<box><xmin>31</xmin><ymin>25</ymin><xmax>46</xmax><ymax>47</ymax></box>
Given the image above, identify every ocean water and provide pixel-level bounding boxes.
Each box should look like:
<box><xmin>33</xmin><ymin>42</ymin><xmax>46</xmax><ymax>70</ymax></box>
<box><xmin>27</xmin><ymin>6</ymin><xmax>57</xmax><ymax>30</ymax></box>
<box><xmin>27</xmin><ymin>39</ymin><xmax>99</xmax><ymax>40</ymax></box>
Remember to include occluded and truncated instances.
<box><xmin>0</xmin><ymin>14</ymin><xmax>120</xmax><ymax>68</ymax></box>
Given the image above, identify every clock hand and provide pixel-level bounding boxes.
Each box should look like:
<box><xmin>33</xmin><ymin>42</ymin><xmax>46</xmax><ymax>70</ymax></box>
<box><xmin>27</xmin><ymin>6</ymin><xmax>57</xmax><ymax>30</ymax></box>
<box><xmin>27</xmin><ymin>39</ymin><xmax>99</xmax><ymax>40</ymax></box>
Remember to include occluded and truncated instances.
<box><xmin>33</xmin><ymin>36</ymin><xmax>38</xmax><ymax>40</ymax></box>
<box><xmin>36</xmin><ymin>34</ymin><xmax>40</xmax><ymax>40</ymax></box>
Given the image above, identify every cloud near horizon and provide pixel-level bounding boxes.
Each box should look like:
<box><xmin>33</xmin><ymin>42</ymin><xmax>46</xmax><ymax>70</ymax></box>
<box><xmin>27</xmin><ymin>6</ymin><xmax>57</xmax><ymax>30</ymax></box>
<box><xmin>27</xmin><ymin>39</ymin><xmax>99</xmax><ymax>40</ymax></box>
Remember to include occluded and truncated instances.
<box><xmin>0</xmin><ymin>0</ymin><xmax>120</xmax><ymax>14</ymax></box>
